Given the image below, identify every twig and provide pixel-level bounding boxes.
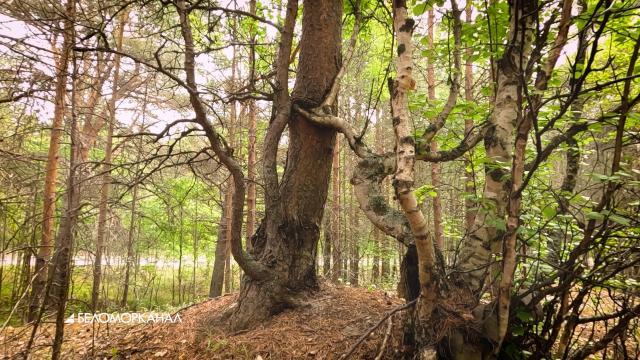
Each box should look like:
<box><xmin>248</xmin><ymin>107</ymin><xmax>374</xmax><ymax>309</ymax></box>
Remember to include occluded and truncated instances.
<box><xmin>375</xmin><ymin>315</ymin><xmax>393</xmax><ymax>360</ymax></box>
<box><xmin>341</xmin><ymin>299</ymin><xmax>416</xmax><ymax>359</ymax></box>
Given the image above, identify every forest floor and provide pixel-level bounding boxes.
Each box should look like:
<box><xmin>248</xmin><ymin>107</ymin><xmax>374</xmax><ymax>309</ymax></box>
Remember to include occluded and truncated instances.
<box><xmin>1</xmin><ymin>283</ymin><xmax>407</xmax><ymax>359</ymax></box>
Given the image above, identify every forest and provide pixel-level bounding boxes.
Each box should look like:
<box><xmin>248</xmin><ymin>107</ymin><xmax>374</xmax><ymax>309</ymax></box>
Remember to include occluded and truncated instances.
<box><xmin>0</xmin><ymin>0</ymin><xmax>639</xmax><ymax>359</ymax></box>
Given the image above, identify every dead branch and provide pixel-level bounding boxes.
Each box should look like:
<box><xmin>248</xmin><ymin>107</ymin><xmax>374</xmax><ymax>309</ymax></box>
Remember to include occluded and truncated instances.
<box><xmin>341</xmin><ymin>299</ymin><xmax>416</xmax><ymax>360</ymax></box>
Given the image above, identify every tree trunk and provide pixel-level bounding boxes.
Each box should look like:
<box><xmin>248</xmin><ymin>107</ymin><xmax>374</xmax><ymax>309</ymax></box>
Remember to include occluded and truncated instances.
<box><xmin>349</xmin><ymin>186</ymin><xmax>359</xmax><ymax>286</ymax></box>
<box><xmin>230</xmin><ymin>0</ymin><xmax>341</xmax><ymax>330</ymax></box>
<box><xmin>427</xmin><ymin>9</ymin><xmax>444</xmax><ymax>251</ymax></box>
<box><xmin>121</xmin><ymin>179</ymin><xmax>138</xmax><ymax>307</ymax></box>
<box><xmin>323</xmin><ymin>211</ymin><xmax>332</xmax><ymax>277</ymax></box>
<box><xmin>49</xmin><ymin>29</ymin><xmax>78</xmax><ymax>359</ymax></box>
<box><xmin>371</xmin><ymin>121</ymin><xmax>384</xmax><ymax>284</ymax></box>
<box><xmin>178</xmin><ymin>204</ymin><xmax>184</xmax><ymax>303</ymax></box>
<box><xmin>331</xmin><ymin>138</ymin><xmax>341</xmax><ymax>282</ymax></box>
<box><xmin>457</xmin><ymin>0</ymin><xmax>535</xmax><ymax>294</ymax></box>
<box><xmin>245</xmin><ymin>0</ymin><xmax>258</xmax><ymax>250</ymax></box>
<box><xmin>224</xmin><ymin>185</ymin><xmax>233</xmax><ymax>293</ymax></box>
<box><xmin>380</xmin><ymin>234</ymin><xmax>390</xmax><ymax>282</ymax></box>
<box><xmin>27</xmin><ymin>0</ymin><xmax>75</xmax><ymax>322</ymax></box>
<box><xmin>209</xmin><ymin>190</ymin><xmax>228</xmax><ymax>297</ymax></box>
<box><xmin>372</xmin><ymin>227</ymin><xmax>380</xmax><ymax>284</ymax></box>
<box><xmin>91</xmin><ymin>11</ymin><xmax>126</xmax><ymax>311</ymax></box>
<box><xmin>463</xmin><ymin>2</ymin><xmax>477</xmax><ymax>232</ymax></box>
<box><xmin>0</xmin><ymin>208</ymin><xmax>6</xmax><ymax>299</ymax></box>
<box><xmin>224</xmin><ymin>34</ymin><xmax>239</xmax><ymax>294</ymax></box>
<box><xmin>192</xmin><ymin>201</ymin><xmax>198</xmax><ymax>301</ymax></box>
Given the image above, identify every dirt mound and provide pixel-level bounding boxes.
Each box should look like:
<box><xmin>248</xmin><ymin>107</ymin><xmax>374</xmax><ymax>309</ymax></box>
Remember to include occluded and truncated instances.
<box><xmin>1</xmin><ymin>284</ymin><xmax>408</xmax><ymax>359</ymax></box>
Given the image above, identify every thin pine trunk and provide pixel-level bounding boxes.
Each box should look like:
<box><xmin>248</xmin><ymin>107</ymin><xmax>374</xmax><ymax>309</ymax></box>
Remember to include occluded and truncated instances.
<box><xmin>50</xmin><ymin>30</ymin><xmax>79</xmax><ymax>359</ymax></box>
<box><xmin>349</xmin><ymin>185</ymin><xmax>359</xmax><ymax>286</ymax></box>
<box><xmin>209</xmin><ymin>191</ymin><xmax>228</xmax><ymax>297</ymax></box>
<box><xmin>463</xmin><ymin>2</ymin><xmax>477</xmax><ymax>232</ymax></box>
<box><xmin>92</xmin><ymin>11</ymin><xmax>126</xmax><ymax>312</ymax></box>
<box><xmin>323</xmin><ymin>212</ymin><xmax>332</xmax><ymax>277</ymax></box>
<box><xmin>178</xmin><ymin>204</ymin><xmax>184</xmax><ymax>303</ymax></box>
<box><xmin>224</xmin><ymin>188</ymin><xmax>233</xmax><ymax>293</ymax></box>
<box><xmin>224</xmin><ymin>29</ymin><xmax>239</xmax><ymax>293</ymax></box>
<box><xmin>121</xmin><ymin>180</ymin><xmax>139</xmax><ymax>307</ymax></box>
<box><xmin>427</xmin><ymin>9</ymin><xmax>444</xmax><ymax>250</ymax></box>
<box><xmin>331</xmin><ymin>139</ymin><xmax>341</xmax><ymax>282</ymax></box>
<box><xmin>372</xmin><ymin>227</ymin><xmax>380</xmax><ymax>284</ymax></box>
<box><xmin>0</xmin><ymin>210</ymin><xmax>6</xmax><ymax>298</ymax></box>
<box><xmin>192</xmin><ymin>201</ymin><xmax>198</xmax><ymax>301</ymax></box>
<box><xmin>27</xmin><ymin>0</ymin><xmax>75</xmax><ymax>322</ymax></box>
<box><xmin>245</xmin><ymin>0</ymin><xmax>258</xmax><ymax>249</ymax></box>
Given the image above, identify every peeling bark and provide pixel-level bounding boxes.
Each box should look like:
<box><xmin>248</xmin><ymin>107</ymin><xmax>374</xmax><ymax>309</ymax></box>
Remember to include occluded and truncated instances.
<box><xmin>457</xmin><ymin>0</ymin><xmax>536</xmax><ymax>296</ymax></box>
<box><xmin>390</xmin><ymin>0</ymin><xmax>439</xmax><ymax>327</ymax></box>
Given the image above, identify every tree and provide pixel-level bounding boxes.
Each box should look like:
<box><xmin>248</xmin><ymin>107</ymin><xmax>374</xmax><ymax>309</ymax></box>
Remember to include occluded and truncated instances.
<box><xmin>329</xmin><ymin>0</ymin><xmax>640</xmax><ymax>357</ymax></box>
<box><xmin>229</xmin><ymin>0</ymin><xmax>343</xmax><ymax>328</ymax></box>
<box><xmin>209</xmin><ymin>189</ymin><xmax>228</xmax><ymax>298</ymax></box>
<box><xmin>331</xmin><ymin>137</ymin><xmax>342</xmax><ymax>282</ymax></box>
<box><xmin>245</xmin><ymin>0</ymin><xmax>258</xmax><ymax>251</ymax></box>
<box><xmin>25</xmin><ymin>0</ymin><xmax>77</xmax><ymax>323</ymax></box>
<box><xmin>3</xmin><ymin>0</ymin><xmax>638</xmax><ymax>358</ymax></box>
<box><xmin>426</xmin><ymin>8</ymin><xmax>444</xmax><ymax>250</ymax></box>
<box><xmin>92</xmin><ymin>10</ymin><xmax>127</xmax><ymax>311</ymax></box>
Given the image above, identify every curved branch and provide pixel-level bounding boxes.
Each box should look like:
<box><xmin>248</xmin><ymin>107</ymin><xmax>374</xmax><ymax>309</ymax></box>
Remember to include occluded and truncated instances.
<box><xmin>420</xmin><ymin>1</ymin><xmax>462</xmax><ymax>144</ymax></box>
<box><xmin>262</xmin><ymin>0</ymin><xmax>298</xmax><ymax>211</ymax></box>
<box><xmin>351</xmin><ymin>153</ymin><xmax>413</xmax><ymax>246</ymax></box>
<box><xmin>189</xmin><ymin>5</ymin><xmax>283</xmax><ymax>32</ymax></box>
<box><xmin>176</xmin><ymin>0</ymin><xmax>269</xmax><ymax>281</ymax></box>
<box><xmin>320</xmin><ymin>0</ymin><xmax>362</xmax><ymax>109</ymax></box>
<box><xmin>294</xmin><ymin>105</ymin><xmax>371</xmax><ymax>158</ymax></box>
<box><xmin>416</xmin><ymin>122</ymin><xmax>488</xmax><ymax>162</ymax></box>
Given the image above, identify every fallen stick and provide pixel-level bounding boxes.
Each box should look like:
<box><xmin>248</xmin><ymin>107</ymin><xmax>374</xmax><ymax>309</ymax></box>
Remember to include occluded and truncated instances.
<box><xmin>341</xmin><ymin>299</ymin><xmax>416</xmax><ymax>359</ymax></box>
<box><xmin>375</xmin><ymin>315</ymin><xmax>394</xmax><ymax>360</ymax></box>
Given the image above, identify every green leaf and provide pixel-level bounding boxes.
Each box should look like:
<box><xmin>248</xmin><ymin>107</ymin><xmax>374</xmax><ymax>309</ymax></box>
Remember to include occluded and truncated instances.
<box><xmin>609</xmin><ymin>214</ymin><xmax>631</xmax><ymax>226</ymax></box>
<box><xmin>586</xmin><ymin>211</ymin><xmax>604</xmax><ymax>221</ymax></box>
<box><xmin>516</xmin><ymin>309</ymin><xmax>533</xmax><ymax>323</ymax></box>
<box><xmin>542</xmin><ymin>206</ymin><xmax>557</xmax><ymax>220</ymax></box>
<box><xmin>511</xmin><ymin>324</ymin><xmax>525</xmax><ymax>336</ymax></box>
<box><xmin>413</xmin><ymin>2</ymin><xmax>428</xmax><ymax>16</ymax></box>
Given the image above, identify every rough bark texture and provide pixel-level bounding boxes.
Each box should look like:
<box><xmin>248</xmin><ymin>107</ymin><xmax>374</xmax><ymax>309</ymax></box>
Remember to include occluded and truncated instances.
<box><xmin>389</xmin><ymin>6</ymin><xmax>443</xmax><ymax>349</ymax></box>
<box><xmin>457</xmin><ymin>0</ymin><xmax>535</xmax><ymax>295</ymax></box>
<box><xmin>229</xmin><ymin>0</ymin><xmax>342</xmax><ymax>330</ymax></box>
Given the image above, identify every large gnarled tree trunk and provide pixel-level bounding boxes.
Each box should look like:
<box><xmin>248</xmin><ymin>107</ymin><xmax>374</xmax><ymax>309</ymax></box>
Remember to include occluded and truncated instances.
<box><xmin>229</xmin><ymin>0</ymin><xmax>342</xmax><ymax>330</ymax></box>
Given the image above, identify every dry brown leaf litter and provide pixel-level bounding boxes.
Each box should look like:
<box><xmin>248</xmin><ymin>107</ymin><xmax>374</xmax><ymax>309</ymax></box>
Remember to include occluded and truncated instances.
<box><xmin>1</xmin><ymin>284</ymin><xmax>406</xmax><ymax>359</ymax></box>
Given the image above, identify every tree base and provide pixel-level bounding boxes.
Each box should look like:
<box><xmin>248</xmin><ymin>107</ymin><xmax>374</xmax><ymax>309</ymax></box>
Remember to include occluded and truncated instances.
<box><xmin>228</xmin><ymin>276</ymin><xmax>317</xmax><ymax>331</ymax></box>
